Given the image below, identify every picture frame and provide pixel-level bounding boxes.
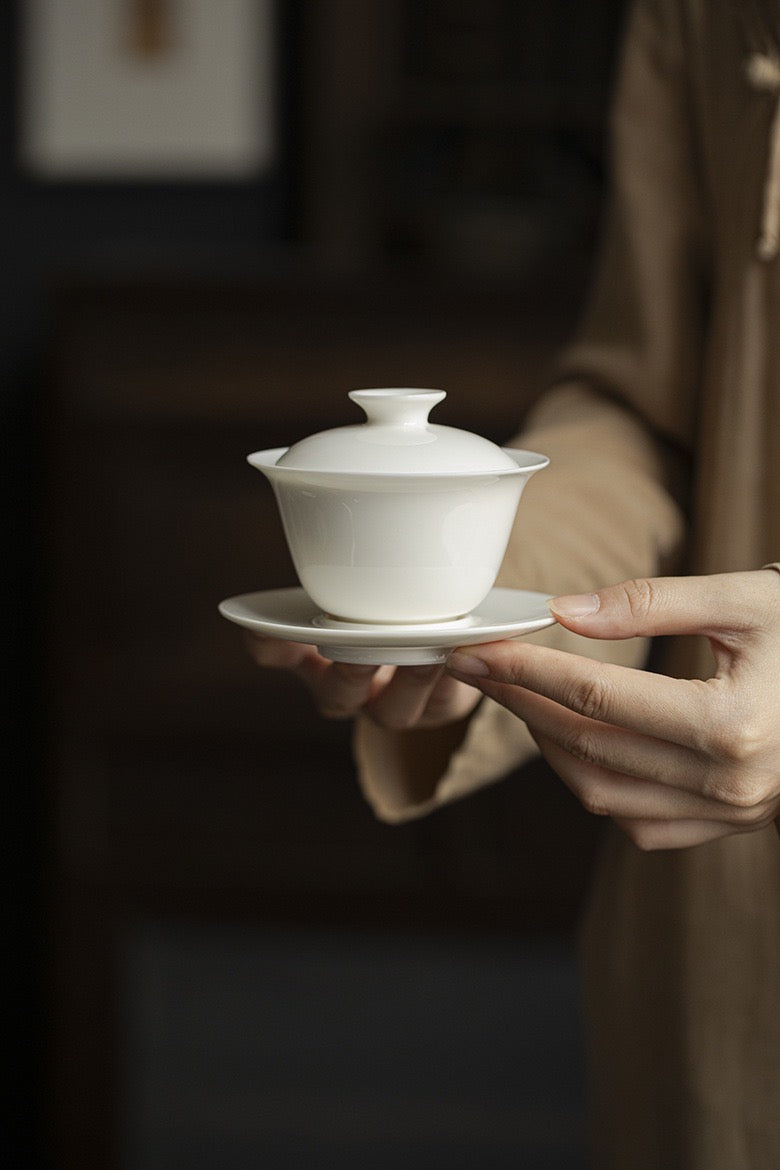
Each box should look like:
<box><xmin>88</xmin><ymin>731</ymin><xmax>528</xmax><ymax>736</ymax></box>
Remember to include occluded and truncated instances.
<box><xmin>19</xmin><ymin>0</ymin><xmax>276</xmax><ymax>180</ymax></box>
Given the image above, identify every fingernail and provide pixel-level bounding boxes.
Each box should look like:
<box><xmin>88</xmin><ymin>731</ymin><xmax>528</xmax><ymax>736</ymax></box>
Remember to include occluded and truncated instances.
<box><xmin>549</xmin><ymin>592</ymin><xmax>600</xmax><ymax>618</ymax></box>
<box><xmin>446</xmin><ymin>651</ymin><xmax>491</xmax><ymax>678</ymax></box>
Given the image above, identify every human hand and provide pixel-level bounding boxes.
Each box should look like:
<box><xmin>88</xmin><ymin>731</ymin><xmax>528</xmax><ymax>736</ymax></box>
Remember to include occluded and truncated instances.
<box><xmin>246</xmin><ymin>636</ymin><xmax>482</xmax><ymax>730</ymax></box>
<box><xmin>446</xmin><ymin>571</ymin><xmax>780</xmax><ymax>850</ymax></box>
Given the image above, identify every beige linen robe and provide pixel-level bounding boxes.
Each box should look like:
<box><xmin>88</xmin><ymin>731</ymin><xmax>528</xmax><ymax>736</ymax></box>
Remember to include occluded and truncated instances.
<box><xmin>354</xmin><ymin>1</ymin><xmax>780</xmax><ymax>1166</ymax></box>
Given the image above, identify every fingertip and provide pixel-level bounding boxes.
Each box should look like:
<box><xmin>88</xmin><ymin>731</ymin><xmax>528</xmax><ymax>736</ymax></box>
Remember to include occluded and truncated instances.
<box><xmin>446</xmin><ymin>650</ymin><xmax>491</xmax><ymax>678</ymax></box>
<box><xmin>244</xmin><ymin>634</ymin><xmax>312</xmax><ymax>669</ymax></box>
<box><xmin>548</xmin><ymin>593</ymin><xmax>601</xmax><ymax>622</ymax></box>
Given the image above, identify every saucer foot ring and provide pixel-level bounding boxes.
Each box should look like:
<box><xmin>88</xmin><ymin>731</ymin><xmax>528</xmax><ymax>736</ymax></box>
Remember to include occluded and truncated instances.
<box><xmin>318</xmin><ymin>643</ymin><xmax>451</xmax><ymax>666</ymax></box>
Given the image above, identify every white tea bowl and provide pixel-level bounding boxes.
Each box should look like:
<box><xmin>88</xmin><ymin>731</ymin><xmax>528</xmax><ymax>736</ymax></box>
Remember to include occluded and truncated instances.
<box><xmin>248</xmin><ymin>389</ymin><xmax>548</xmax><ymax>625</ymax></box>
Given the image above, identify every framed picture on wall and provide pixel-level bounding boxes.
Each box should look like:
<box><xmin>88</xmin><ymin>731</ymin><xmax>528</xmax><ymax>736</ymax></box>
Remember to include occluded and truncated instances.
<box><xmin>19</xmin><ymin>0</ymin><xmax>276</xmax><ymax>179</ymax></box>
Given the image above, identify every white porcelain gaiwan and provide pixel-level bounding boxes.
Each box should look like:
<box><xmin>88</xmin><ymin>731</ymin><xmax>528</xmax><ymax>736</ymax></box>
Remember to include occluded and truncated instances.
<box><xmin>248</xmin><ymin>389</ymin><xmax>549</xmax><ymax>625</ymax></box>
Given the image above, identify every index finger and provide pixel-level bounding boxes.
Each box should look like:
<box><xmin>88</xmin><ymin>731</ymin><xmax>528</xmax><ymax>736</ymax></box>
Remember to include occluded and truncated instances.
<box><xmin>446</xmin><ymin>639</ymin><xmax>713</xmax><ymax>749</ymax></box>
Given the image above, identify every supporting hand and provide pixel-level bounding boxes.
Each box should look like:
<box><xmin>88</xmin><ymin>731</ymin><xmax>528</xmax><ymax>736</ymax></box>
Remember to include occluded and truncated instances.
<box><xmin>247</xmin><ymin>636</ymin><xmax>482</xmax><ymax>730</ymax></box>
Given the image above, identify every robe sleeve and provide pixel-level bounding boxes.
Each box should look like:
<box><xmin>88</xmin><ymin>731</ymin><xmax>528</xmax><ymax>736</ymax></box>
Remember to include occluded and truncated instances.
<box><xmin>354</xmin><ymin>387</ymin><xmax>685</xmax><ymax>822</ymax></box>
<box><xmin>353</xmin><ymin>0</ymin><xmax>704</xmax><ymax>823</ymax></box>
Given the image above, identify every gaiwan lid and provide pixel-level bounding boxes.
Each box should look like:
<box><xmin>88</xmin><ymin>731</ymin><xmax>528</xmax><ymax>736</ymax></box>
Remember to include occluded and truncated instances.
<box><xmin>275</xmin><ymin>389</ymin><xmax>521</xmax><ymax>475</ymax></box>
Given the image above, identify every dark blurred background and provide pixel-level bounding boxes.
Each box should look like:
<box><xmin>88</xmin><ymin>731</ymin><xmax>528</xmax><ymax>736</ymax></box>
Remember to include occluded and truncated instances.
<box><xmin>3</xmin><ymin>2</ymin><xmax>628</xmax><ymax>1167</ymax></box>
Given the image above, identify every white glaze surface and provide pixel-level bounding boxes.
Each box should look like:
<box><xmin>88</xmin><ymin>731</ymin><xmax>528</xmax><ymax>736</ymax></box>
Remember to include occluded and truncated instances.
<box><xmin>246</xmin><ymin>389</ymin><xmax>549</xmax><ymax>623</ymax></box>
<box><xmin>274</xmin><ymin>388</ymin><xmax>522</xmax><ymax>475</ymax></box>
<box><xmin>270</xmin><ymin>470</ymin><xmax>526</xmax><ymax>622</ymax></box>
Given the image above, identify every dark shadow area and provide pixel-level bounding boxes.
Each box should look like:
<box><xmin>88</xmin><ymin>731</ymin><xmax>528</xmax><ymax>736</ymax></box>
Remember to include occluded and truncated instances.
<box><xmin>3</xmin><ymin>3</ymin><xmax>627</xmax><ymax>1167</ymax></box>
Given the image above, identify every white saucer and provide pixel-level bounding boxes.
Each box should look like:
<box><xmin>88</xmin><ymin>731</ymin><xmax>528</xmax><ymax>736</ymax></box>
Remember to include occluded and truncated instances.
<box><xmin>218</xmin><ymin>587</ymin><xmax>556</xmax><ymax>665</ymax></box>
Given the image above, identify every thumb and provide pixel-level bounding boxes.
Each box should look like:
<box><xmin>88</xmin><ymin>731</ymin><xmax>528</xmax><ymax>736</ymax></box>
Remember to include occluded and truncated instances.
<box><xmin>548</xmin><ymin>572</ymin><xmax>772</xmax><ymax>641</ymax></box>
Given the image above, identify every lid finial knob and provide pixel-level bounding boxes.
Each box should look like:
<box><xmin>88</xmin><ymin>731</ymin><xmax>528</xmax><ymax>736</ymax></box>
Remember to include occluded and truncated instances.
<box><xmin>348</xmin><ymin>388</ymin><xmax>446</xmax><ymax>428</ymax></box>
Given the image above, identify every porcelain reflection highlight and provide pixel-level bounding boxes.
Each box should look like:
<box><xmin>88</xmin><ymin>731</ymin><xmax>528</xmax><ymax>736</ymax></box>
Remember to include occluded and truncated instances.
<box><xmin>248</xmin><ymin>389</ymin><xmax>549</xmax><ymax>624</ymax></box>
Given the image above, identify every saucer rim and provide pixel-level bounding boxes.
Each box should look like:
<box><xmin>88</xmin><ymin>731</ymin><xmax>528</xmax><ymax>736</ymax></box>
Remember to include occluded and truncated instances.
<box><xmin>218</xmin><ymin>585</ymin><xmax>556</xmax><ymax>648</ymax></box>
